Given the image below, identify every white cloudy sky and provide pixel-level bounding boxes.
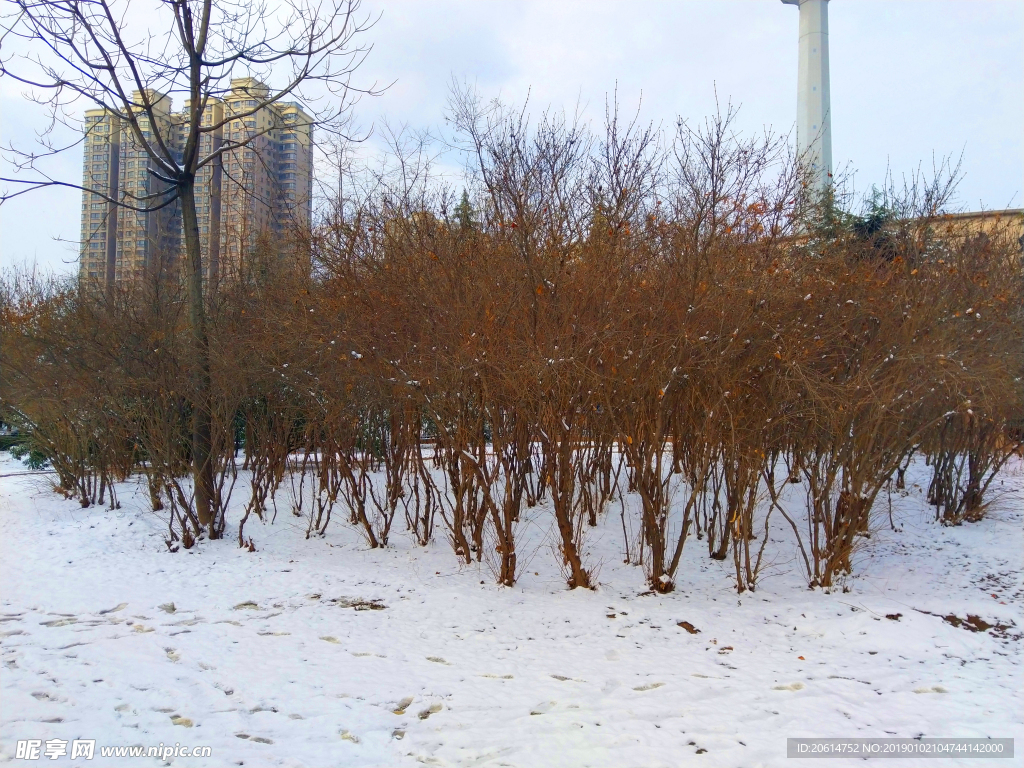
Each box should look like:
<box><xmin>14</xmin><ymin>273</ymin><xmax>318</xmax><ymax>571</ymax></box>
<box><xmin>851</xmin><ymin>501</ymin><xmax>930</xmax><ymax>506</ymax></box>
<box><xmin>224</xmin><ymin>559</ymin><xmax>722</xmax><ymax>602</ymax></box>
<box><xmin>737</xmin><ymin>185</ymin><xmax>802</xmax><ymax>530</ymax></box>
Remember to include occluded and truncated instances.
<box><xmin>1</xmin><ymin>0</ymin><xmax>1021</xmax><ymax>275</ymax></box>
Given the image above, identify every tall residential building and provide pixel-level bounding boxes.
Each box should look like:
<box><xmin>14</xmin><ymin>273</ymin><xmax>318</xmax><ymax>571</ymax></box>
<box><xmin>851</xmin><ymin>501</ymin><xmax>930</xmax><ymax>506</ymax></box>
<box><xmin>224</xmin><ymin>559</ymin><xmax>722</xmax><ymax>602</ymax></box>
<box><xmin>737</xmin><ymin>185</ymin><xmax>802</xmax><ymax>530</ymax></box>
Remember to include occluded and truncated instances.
<box><xmin>178</xmin><ymin>97</ymin><xmax>225</xmax><ymax>279</ymax></box>
<box><xmin>80</xmin><ymin>80</ymin><xmax>313</xmax><ymax>284</ymax></box>
<box><xmin>80</xmin><ymin>110</ymin><xmax>122</xmax><ymax>284</ymax></box>
<box><xmin>216</xmin><ymin>79</ymin><xmax>314</xmax><ymax>280</ymax></box>
<box><xmin>116</xmin><ymin>90</ymin><xmax>181</xmax><ymax>283</ymax></box>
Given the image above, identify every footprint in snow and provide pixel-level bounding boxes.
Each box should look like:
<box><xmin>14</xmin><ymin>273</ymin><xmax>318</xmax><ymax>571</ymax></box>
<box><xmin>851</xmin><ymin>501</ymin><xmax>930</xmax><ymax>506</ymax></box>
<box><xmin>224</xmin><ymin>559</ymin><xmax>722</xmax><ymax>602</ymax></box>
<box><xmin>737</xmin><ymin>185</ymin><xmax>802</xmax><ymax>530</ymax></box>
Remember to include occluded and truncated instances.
<box><xmin>426</xmin><ymin>656</ymin><xmax>450</xmax><ymax>665</ymax></box>
<box><xmin>913</xmin><ymin>686</ymin><xmax>947</xmax><ymax>694</ymax></box>
<box><xmin>164</xmin><ymin>648</ymin><xmax>180</xmax><ymax>662</ymax></box>
<box><xmin>418</xmin><ymin>704</ymin><xmax>443</xmax><ymax>720</ymax></box>
<box><xmin>235</xmin><ymin>734</ymin><xmax>273</xmax><ymax>743</ymax></box>
<box><xmin>530</xmin><ymin>701</ymin><xmax>556</xmax><ymax>716</ymax></box>
<box><xmin>320</xmin><ymin>636</ymin><xmax>341</xmax><ymax>644</ymax></box>
<box><xmin>97</xmin><ymin>603</ymin><xmax>128</xmax><ymax>615</ymax></box>
<box><xmin>632</xmin><ymin>682</ymin><xmax>665</xmax><ymax>692</ymax></box>
<box><xmin>339</xmin><ymin>729</ymin><xmax>360</xmax><ymax>743</ymax></box>
<box><xmin>551</xmin><ymin>674</ymin><xmax>586</xmax><ymax>683</ymax></box>
<box><xmin>393</xmin><ymin>697</ymin><xmax>414</xmax><ymax>714</ymax></box>
<box><xmin>170</xmin><ymin>715</ymin><xmax>193</xmax><ymax>727</ymax></box>
<box><xmin>773</xmin><ymin>682</ymin><xmax>805</xmax><ymax>691</ymax></box>
<box><xmin>40</xmin><ymin>618</ymin><xmax>77</xmax><ymax>627</ymax></box>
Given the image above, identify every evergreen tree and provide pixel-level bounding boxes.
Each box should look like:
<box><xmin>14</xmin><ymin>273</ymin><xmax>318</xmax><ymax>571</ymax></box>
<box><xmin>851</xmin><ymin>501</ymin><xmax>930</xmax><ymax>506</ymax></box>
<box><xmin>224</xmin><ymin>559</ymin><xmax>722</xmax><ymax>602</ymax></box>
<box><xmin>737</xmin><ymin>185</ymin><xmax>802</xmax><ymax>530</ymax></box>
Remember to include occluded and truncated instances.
<box><xmin>454</xmin><ymin>189</ymin><xmax>477</xmax><ymax>232</ymax></box>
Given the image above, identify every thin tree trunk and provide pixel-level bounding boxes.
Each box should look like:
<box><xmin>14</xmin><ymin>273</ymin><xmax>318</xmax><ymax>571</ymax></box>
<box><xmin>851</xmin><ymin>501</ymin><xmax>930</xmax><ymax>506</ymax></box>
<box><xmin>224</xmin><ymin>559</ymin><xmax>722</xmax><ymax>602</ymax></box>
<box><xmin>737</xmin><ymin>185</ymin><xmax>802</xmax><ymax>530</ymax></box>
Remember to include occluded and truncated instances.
<box><xmin>179</xmin><ymin>181</ymin><xmax>217</xmax><ymax>535</ymax></box>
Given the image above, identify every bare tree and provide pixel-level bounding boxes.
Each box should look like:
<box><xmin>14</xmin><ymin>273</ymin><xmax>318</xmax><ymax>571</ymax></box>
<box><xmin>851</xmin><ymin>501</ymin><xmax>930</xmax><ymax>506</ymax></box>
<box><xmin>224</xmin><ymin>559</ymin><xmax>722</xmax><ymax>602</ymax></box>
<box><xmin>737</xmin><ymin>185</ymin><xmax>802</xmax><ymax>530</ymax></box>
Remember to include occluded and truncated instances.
<box><xmin>1</xmin><ymin>0</ymin><xmax>373</xmax><ymax>533</ymax></box>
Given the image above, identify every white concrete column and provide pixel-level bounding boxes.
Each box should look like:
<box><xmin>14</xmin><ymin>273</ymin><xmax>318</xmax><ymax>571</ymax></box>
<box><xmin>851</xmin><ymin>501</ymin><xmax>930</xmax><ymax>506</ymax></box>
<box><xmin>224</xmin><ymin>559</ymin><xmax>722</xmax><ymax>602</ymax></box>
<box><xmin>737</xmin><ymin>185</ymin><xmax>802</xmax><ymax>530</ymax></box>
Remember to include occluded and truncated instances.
<box><xmin>782</xmin><ymin>0</ymin><xmax>832</xmax><ymax>193</ymax></box>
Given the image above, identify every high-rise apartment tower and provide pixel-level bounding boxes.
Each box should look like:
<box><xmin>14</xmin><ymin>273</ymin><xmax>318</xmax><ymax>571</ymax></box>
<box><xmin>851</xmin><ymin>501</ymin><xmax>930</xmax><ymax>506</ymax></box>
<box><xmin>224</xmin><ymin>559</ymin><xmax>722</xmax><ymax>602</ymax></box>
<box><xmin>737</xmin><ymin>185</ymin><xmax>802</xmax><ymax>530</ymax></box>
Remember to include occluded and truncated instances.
<box><xmin>79</xmin><ymin>80</ymin><xmax>313</xmax><ymax>284</ymax></box>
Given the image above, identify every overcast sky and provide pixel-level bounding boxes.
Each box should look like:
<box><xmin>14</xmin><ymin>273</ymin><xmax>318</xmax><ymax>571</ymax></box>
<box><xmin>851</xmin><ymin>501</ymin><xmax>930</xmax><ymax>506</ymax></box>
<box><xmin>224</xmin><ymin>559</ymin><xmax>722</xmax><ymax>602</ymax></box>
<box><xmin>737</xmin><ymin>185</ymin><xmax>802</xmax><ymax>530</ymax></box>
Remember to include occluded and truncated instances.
<box><xmin>2</xmin><ymin>0</ymin><xmax>1021</xmax><ymax>276</ymax></box>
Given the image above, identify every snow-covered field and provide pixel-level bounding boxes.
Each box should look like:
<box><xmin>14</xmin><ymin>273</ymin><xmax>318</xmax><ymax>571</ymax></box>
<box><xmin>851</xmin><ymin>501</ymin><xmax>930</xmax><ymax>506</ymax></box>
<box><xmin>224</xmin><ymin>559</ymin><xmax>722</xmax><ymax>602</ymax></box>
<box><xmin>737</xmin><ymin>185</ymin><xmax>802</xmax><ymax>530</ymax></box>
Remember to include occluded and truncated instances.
<box><xmin>1</xmin><ymin>452</ymin><xmax>1021</xmax><ymax>767</ymax></box>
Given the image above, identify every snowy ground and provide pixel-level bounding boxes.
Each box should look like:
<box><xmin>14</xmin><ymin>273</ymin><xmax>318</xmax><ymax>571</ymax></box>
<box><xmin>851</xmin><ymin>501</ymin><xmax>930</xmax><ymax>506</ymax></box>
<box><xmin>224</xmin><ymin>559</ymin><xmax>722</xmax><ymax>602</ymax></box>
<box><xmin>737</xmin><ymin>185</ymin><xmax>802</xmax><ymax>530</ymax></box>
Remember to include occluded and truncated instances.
<box><xmin>0</xmin><ymin>452</ymin><xmax>1021</xmax><ymax>767</ymax></box>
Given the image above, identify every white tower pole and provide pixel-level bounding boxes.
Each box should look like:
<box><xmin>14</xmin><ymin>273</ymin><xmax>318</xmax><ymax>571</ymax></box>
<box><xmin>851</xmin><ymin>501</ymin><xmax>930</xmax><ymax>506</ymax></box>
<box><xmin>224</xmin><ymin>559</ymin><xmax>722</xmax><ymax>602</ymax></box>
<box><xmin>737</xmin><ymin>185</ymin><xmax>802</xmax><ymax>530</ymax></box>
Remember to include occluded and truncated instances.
<box><xmin>782</xmin><ymin>0</ymin><xmax>832</xmax><ymax>194</ymax></box>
